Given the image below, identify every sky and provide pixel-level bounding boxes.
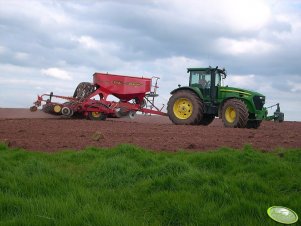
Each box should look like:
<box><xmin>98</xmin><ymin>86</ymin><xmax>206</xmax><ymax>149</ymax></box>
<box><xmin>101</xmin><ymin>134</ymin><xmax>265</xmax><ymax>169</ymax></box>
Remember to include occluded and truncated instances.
<box><xmin>0</xmin><ymin>0</ymin><xmax>301</xmax><ymax>121</ymax></box>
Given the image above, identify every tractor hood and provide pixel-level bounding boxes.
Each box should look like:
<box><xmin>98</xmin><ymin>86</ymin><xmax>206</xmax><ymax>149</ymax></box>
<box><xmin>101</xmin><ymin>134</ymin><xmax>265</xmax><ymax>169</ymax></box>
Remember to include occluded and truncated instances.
<box><xmin>220</xmin><ymin>86</ymin><xmax>265</xmax><ymax>98</ymax></box>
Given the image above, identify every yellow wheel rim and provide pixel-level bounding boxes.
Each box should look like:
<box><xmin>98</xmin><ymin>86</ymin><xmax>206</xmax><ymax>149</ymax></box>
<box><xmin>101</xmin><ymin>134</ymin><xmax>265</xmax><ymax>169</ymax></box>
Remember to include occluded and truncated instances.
<box><xmin>91</xmin><ymin>112</ymin><xmax>101</xmax><ymax>118</ymax></box>
<box><xmin>173</xmin><ymin>98</ymin><xmax>193</xmax><ymax>119</ymax></box>
<box><xmin>225</xmin><ymin>106</ymin><xmax>236</xmax><ymax>123</ymax></box>
<box><xmin>54</xmin><ymin>105</ymin><xmax>61</xmax><ymax>113</ymax></box>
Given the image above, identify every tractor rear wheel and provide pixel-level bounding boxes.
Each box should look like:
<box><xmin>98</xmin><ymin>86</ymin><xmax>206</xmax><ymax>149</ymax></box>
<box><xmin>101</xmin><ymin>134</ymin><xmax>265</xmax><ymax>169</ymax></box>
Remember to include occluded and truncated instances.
<box><xmin>199</xmin><ymin>114</ymin><xmax>215</xmax><ymax>126</ymax></box>
<box><xmin>246</xmin><ymin>120</ymin><xmax>262</xmax><ymax>129</ymax></box>
<box><xmin>167</xmin><ymin>90</ymin><xmax>204</xmax><ymax>125</ymax></box>
<box><xmin>88</xmin><ymin>111</ymin><xmax>107</xmax><ymax>121</ymax></box>
<box><xmin>222</xmin><ymin>99</ymin><xmax>249</xmax><ymax>128</ymax></box>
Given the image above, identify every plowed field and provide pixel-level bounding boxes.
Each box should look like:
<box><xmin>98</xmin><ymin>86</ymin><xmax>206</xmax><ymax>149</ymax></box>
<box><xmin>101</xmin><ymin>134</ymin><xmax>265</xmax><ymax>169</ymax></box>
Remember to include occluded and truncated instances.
<box><xmin>0</xmin><ymin>108</ymin><xmax>300</xmax><ymax>152</ymax></box>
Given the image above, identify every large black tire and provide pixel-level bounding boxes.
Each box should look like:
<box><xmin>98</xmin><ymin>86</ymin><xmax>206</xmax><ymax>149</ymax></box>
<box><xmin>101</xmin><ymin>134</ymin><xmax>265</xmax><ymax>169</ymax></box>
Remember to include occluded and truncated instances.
<box><xmin>222</xmin><ymin>99</ymin><xmax>249</xmax><ymax>128</ymax></box>
<box><xmin>246</xmin><ymin>120</ymin><xmax>262</xmax><ymax>129</ymax></box>
<box><xmin>42</xmin><ymin>103</ymin><xmax>54</xmax><ymax>114</ymax></box>
<box><xmin>167</xmin><ymin>90</ymin><xmax>204</xmax><ymax>125</ymax></box>
<box><xmin>62</xmin><ymin>102</ymin><xmax>85</xmax><ymax>119</ymax></box>
<box><xmin>199</xmin><ymin>114</ymin><xmax>215</xmax><ymax>126</ymax></box>
<box><xmin>42</xmin><ymin>102</ymin><xmax>61</xmax><ymax>115</ymax></box>
<box><xmin>73</xmin><ymin>82</ymin><xmax>95</xmax><ymax>100</ymax></box>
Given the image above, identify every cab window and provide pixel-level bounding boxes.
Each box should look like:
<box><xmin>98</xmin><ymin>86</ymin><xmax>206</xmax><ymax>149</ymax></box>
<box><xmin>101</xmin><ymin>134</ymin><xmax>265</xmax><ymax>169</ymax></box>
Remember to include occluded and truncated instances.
<box><xmin>190</xmin><ymin>72</ymin><xmax>200</xmax><ymax>86</ymax></box>
<box><xmin>215</xmin><ymin>72</ymin><xmax>221</xmax><ymax>86</ymax></box>
<box><xmin>190</xmin><ymin>71</ymin><xmax>211</xmax><ymax>88</ymax></box>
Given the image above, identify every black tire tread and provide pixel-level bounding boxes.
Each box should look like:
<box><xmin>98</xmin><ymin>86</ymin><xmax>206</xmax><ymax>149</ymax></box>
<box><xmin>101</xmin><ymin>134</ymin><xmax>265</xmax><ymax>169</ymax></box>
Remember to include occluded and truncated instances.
<box><xmin>73</xmin><ymin>82</ymin><xmax>95</xmax><ymax>101</ymax></box>
<box><xmin>42</xmin><ymin>103</ymin><xmax>60</xmax><ymax>115</ymax></box>
<box><xmin>167</xmin><ymin>90</ymin><xmax>204</xmax><ymax>125</ymax></box>
<box><xmin>222</xmin><ymin>99</ymin><xmax>249</xmax><ymax>128</ymax></box>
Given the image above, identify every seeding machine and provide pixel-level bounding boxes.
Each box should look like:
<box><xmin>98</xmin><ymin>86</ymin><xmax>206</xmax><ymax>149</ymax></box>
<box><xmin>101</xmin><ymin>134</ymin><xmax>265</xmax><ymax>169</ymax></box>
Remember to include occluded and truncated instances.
<box><xmin>31</xmin><ymin>67</ymin><xmax>284</xmax><ymax>129</ymax></box>
<box><xmin>30</xmin><ymin>72</ymin><xmax>166</xmax><ymax>120</ymax></box>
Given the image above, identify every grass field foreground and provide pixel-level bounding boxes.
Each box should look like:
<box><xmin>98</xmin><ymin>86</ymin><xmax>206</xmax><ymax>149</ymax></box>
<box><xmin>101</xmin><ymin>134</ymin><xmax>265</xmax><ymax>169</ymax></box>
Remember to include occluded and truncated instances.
<box><xmin>0</xmin><ymin>143</ymin><xmax>300</xmax><ymax>226</ymax></box>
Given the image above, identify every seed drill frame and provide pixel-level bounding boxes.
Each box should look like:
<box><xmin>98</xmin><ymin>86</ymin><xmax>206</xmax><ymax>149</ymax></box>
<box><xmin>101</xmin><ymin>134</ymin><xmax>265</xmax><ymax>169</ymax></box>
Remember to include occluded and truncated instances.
<box><xmin>30</xmin><ymin>73</ymin><xmax>166</xmax><ymax>120</ymax></box>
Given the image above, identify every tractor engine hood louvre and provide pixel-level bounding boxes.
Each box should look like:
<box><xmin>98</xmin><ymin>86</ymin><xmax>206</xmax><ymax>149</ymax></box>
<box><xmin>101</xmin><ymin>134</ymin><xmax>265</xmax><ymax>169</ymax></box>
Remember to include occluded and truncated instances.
<box><xmin>220</xmin><ymin>86</ymin><xmax>264</xmax><ymax>97</ymax></box>
<box><xmin>253</xmin><ymin>96</ymin><xmax>265</xmax><ymax>110</ymax></box>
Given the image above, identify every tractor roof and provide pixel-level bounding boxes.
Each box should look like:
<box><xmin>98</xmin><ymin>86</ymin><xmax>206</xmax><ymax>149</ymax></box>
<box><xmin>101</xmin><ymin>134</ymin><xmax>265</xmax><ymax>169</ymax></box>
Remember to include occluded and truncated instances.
<box><xmin>187</xmin><ymin>67</ymin><xmax>225</xmax><ymax>73</ymax></box>
<box><xmin>187</xmin><ymin>66</ymin><xmax>226</xmax><ymax>75</ymax></box>
<box><xmin>187</xmin><ymin>67</ymin><xmax>209</xmax><ymax>72</ymax></box>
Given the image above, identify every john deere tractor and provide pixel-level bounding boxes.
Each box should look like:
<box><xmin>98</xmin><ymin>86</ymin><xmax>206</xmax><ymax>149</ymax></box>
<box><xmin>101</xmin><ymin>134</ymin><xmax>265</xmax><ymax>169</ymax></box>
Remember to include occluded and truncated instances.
<box><xmin>167</xmin><ymin>67</ymin><xmax>284</xmax><ymax>129</ymax></box>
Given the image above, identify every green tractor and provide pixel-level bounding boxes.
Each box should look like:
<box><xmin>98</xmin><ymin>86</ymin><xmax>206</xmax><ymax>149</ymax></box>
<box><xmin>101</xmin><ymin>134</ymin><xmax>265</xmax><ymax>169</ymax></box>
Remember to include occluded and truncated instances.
<box><xmin>167</xmin><ymin>66</ymin><xmax>284</xmax><ymax>129</ymax></box>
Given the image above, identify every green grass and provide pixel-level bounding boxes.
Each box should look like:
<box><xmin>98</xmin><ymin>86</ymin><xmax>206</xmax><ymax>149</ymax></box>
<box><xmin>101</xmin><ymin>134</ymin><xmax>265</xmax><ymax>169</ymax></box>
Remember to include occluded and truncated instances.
<box><xmin>0</xmin><ymin>143</ymin><xmax>300</xmax><ymax>226</ymax></box>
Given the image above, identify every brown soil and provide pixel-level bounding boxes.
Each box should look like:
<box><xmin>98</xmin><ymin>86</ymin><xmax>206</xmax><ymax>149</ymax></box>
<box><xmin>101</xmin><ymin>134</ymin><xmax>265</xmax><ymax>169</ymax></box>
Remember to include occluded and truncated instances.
<box><xmin>0</xmin><ymin>108</ymin><xmax>300</xmax><ymax>152</ymax></box>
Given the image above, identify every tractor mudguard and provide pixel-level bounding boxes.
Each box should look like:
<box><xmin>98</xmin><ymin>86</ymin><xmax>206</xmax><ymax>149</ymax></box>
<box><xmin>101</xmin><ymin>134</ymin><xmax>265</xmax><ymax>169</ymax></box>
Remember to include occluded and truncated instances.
<box><xmin>170</xmin><ymin>86</ymin><xmax>204</xmax><ymax>100</ymax></box>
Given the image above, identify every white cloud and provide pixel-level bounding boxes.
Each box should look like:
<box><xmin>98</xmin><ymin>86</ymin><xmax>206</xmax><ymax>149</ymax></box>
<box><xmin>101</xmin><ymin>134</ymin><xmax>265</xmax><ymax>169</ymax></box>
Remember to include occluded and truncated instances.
<box><xmin>225</xmin><ymin>74</ymin><xmax>257</xmax><ymax>89</ymax></box>
<box><xmin>0</xmin><ymin>1</ymin><xmax>72</xmax><ymax>27</ymax></box>
<box><xmin>288</xmin><ymin>81</ymin><xmax>301</xmax><ymax>92</ymax></box>
<box><xmin>153</xmin><ymin>56</ymin><xmax>203</xmax><ymax>77</ymax></box>
<box><xmin>41</xmin><ymin>68</ymin><xmax>72</xmax><ymax>80</ymax></box>
<box><xmin>217</xmin><ymin>0</ymin><xmax>271</xmax><ymax>31</ymax></box>
<box><xmin>0</xmin><ymin>63</ymin><xmax>34</xmax><ymax>74</ymax></box>
<box><xmin>14</xmin><ymin>52</ymin><xmax>29</xmax><ymax>60</ymax></box>
<box><xmin>71</xmin><ymin>35</ymin><xmax>120</xmax><ymax>51</ymax></box>
<box><xmin>0</xmin><ymin>46</ymin><xmax>6</xmax><ymax>54</ymax></box>
<box><xmin>76</xmin><ymin>36</ymin><xmax>99</xmax><ymax>49</ymax></box>
<box><xmin>0</xmin><ymin>78</ymin><xmax>48</xmax><ymax>86</ymax></box>
<box><xmin>166</xmin><ymin>0</ymin><xmax>271</xmax><ymax>31</ymax></box>
<box><xmin>217</xmin><ymin>38</ymin><xmax>275</xmax><ymax>55</ymax></box>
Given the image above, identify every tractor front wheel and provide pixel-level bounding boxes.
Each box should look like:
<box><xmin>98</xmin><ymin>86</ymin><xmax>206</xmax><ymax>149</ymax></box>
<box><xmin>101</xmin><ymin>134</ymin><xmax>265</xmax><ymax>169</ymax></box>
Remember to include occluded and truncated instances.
<box><xmin>222</xmin><ymin>99</ymin><xmax>249</xmax><ymax>128</ymax></box>
<box><xmin>167</xmin><ymin>90</ymin><xmax>204</xmax><ymax>125</ymax></box>
<box><xmin>88</xmin><ymin>111</ymin><xmax>107</xmax><ymax>121</ymax></box>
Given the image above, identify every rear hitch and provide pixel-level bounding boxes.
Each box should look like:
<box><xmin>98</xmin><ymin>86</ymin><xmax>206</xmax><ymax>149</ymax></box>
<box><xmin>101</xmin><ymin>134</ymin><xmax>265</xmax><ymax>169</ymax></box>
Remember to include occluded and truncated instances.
<box><xmin>265</xmin><ymin>103</ymin><xmax>284</xmax><ymax>122</ymax></box>
<box><xmin>30</xmin><ymin>95</ymin><xmax>43</xmax><ymax>112</ymax></box>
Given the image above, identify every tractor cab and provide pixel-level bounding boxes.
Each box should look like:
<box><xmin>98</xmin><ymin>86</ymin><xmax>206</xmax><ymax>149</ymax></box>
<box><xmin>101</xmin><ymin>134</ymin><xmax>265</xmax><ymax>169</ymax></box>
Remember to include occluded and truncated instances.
<box><xmin>188</xmin><ymin>67</ymin><xmax>226</xmax><ymax>102</ymax></box>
